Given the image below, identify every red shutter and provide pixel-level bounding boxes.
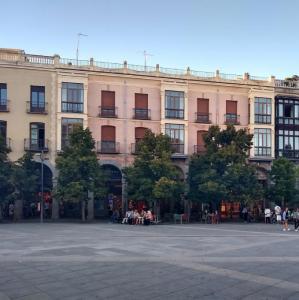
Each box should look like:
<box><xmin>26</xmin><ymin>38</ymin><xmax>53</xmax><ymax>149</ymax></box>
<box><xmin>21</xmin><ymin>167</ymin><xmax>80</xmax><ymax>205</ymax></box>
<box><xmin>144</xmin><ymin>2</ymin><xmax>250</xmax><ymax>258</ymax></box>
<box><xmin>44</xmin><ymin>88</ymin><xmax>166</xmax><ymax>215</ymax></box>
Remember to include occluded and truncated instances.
<box><xmin>135</xmin><ymin>127</ymin><xmax>147</xmax><ymax>140</ymax></box>
<box><xmin>135</xmin><ymin>93</ymin><xmax>148</xmax><ymax>109</ymax></box>
<box><xmin>197</xmin><ymin>98</ymin><xmax>209</xmax><ymax>113</ymax></box>
<box><xmin>101</xmin><ymin>126</ymin><xmax>115</xmax><ymax>141</ymax></box>
<box><xmin>226</xmin><ymin>101</ymin><xmax>237</xmax><ymax>114</ymax></box>
<box><xmin>101</xmin><ymin>91</ymin><xmax>115</xmax><ymax>107</ymax></box>
<box><xmin>197</xmin><ymin>131</ymin><xmax>206</xmax><ymax>146</ymax></box>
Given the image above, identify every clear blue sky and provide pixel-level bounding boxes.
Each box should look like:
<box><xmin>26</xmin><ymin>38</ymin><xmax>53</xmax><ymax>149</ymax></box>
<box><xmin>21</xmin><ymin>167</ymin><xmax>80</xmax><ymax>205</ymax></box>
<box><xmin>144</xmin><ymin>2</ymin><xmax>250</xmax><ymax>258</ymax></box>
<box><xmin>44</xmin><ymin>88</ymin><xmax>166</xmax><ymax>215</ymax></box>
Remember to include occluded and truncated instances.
<box><xmin>1</xmin><ymin>0</ymin><xmax>298</xmax><ymax>79</ymax></box>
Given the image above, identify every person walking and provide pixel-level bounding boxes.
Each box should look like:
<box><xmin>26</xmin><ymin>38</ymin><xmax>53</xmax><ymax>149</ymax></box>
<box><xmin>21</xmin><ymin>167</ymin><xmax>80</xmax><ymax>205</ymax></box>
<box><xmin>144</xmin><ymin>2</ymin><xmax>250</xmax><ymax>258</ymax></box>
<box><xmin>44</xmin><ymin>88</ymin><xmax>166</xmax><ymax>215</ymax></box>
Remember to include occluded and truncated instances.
<box><xmin>282</xmin><ymin>207</ymin><xmax>290</xmax><ymax>231</ymax></box>
<box><xmin>293</xmin><ymin>208</ymin><xmax>299</xmax><ymax>232</ymax></box>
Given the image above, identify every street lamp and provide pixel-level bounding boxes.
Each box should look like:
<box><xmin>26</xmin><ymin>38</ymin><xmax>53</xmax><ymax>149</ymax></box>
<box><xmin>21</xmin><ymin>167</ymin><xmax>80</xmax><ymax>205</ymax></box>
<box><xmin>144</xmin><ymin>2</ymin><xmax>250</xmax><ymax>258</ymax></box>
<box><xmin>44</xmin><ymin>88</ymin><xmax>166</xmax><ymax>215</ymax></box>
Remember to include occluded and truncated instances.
<box><xmin>40</xmin><ymin>150</ymin><xmax>45</xmax><ymax>223</ymax></box>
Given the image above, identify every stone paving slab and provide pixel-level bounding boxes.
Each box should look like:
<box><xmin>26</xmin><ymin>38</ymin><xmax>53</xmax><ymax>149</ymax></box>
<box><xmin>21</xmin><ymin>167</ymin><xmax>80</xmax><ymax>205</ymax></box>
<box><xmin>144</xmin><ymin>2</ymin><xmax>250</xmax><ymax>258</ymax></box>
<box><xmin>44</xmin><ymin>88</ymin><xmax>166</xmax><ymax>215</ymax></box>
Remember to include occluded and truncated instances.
<box><xmin>1</xmin><ymin>223</ymin><xmax>299</xmax><ymax>299</ymax></box>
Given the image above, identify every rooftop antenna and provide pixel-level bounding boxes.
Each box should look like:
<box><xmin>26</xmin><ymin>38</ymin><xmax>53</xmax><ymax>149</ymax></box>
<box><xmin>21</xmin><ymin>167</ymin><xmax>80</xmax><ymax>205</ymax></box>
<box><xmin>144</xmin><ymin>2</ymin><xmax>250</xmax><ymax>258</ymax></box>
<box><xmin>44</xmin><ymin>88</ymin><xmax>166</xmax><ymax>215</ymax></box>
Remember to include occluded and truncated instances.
<box><xmin>138</xmin><ymin>50</ymin><xmax>154</xmax><ymax>70</ymax></box>
<box><xmin>76</xmin><ymin>33</ymin><xmax>88</xmax><ymax>64</ymax></box>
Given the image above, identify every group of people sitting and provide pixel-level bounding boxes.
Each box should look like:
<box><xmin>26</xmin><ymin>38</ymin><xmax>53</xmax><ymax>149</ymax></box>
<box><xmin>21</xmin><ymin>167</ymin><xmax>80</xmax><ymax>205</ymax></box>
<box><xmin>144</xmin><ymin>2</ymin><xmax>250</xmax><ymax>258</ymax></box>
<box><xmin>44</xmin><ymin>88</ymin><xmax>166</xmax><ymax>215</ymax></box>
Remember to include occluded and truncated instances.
<box><xmin>121</xmin><ymin>209</ymin><xmax>153</xmax><ymax>225</ymax></box>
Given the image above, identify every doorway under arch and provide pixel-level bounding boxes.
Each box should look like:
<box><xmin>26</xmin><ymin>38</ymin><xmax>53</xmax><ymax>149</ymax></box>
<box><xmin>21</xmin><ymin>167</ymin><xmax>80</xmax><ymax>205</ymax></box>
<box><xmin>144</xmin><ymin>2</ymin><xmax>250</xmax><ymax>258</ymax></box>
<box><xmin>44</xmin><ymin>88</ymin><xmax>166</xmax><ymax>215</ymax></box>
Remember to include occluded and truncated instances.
<box><xmin>95</xmin><ymin>164</ymin><xmax>123</xmax><ymax>218</ymax></box>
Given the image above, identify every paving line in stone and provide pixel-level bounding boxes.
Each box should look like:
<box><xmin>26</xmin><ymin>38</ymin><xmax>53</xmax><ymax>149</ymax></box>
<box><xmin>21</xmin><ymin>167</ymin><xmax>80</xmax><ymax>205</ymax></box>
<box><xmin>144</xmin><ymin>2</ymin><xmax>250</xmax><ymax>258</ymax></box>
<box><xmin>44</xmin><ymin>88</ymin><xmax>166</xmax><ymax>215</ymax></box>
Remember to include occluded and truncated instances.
<box><xmin>163</xmin><ymin>224</ymin><xmax>299</xmax><ymax>238</ymax></box>
<box><xmin>2</xmin><ymin>255</ymin><xmax>299</xmax><ymax>263</ymax></box>
<box><xmin>169</xmin><ymin>261</ymin><xmax>299</xmax><ymax>293</ymax></box>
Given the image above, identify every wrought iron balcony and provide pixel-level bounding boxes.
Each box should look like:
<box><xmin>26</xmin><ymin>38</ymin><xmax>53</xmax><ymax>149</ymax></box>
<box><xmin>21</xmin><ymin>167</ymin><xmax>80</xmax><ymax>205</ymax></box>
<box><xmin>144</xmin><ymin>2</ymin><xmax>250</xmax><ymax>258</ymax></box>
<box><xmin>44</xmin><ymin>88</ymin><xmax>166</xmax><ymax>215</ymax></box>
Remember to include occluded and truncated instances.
<box><xmin>195</xmin><ymin>112</ymin><xmax>211</xmax><ymax>123</ymax></box>
<box><xmin>24</xmin><ymin>138</ymin><xmax>49</xmax><ymax>152</ymax></box>
<box><xmin>254</xmin><ymin>147</ymin><xmax>271</xmax><ymax>157</ymax></box>
<box><xmin>133</xmin><ymin>108</ymin><xmax>151</xmax><ymax>120</ymax></box>
<box><xmin>26</xmin><ymin>101</ymin><xmax>48</xmax><ymax>114</ymax></box>
<box><xmin>97</xmin><ymin>141</ymin><xmax>120</xmax><ymax>154</ymax></box>
<box><xmin>278</xmin><ymin>149</ymin><xmax>299</xmax><ymax>159</ymax></box>
<box><xmin>0</xmin><ymin>99</ymin><xmax>9</xmax><ymax>112</ymax></box>
<box><xmin>254</xmin><ymin>114</ymin><xmax>271</xmax><ymax>124</ymax></box>
<box><xmin>61</xmin><ymin>101</ymin><xmax>83</xmax><ymax>113</ymax></box>
<box><xmin>224</xmin><ymin>114</ymin><xmax>240</xmax><ymax>125</ymax></box>
<box><xmin>171</xmin><ymin>143</ymin><xmax>185</xmax><ymax>154</ymax></box>
<box><xmin>165</xmin><ymin>108</ymin><xmax>184</xmax><ymax>119</ymax></box>
<box><xmin>193</xmin><ymin>145</ymin><xmax>206</xmax><ymax>154</ymax></box>
<box><xmin>98</xmin><ymin>106</ymin><xmax>118</xmax><ymax>118</ymax></box>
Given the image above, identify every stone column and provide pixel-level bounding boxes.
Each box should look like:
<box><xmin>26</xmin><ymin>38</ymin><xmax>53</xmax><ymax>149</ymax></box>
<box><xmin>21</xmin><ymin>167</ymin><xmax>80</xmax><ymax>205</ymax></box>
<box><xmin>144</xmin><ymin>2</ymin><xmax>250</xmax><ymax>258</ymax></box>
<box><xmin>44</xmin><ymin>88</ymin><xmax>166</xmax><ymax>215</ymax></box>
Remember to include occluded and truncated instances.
<box><xmin>87</xmin><ymin>191</ymin><xmax>94</xmax><ymax>221</ymax></box>
<box><xmin>53</xmin><ymin>54</ymin><xmax>60</xmax><ymax>66</ymax></box>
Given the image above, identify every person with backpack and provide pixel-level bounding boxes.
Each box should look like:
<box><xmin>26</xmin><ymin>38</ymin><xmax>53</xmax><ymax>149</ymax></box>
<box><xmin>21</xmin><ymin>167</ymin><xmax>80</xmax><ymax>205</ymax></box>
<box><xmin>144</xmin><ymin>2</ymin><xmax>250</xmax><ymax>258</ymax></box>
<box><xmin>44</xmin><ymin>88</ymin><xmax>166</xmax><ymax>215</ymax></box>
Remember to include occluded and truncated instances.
<box><xmin>282</xmin><ymin>207</ymin><xmax>290</xmax><ymax>231</ymax></box>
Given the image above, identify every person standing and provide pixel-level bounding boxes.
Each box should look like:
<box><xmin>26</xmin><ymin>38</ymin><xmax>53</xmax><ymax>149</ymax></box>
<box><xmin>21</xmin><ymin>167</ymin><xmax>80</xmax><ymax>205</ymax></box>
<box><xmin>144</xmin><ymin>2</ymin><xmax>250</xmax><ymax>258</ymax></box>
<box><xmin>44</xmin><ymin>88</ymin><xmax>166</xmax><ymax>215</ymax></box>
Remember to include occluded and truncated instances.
<box><xmin>282</xmin><ymin>207</ymin><xmax>290</xmax><ymax>231</ymax></box>
<box><xmin>264</xmin><ymin>208</ymin><xmax>271</xmax><ymax>224</ymax></box>
<box><xmin>293</xmin><ymin>208</ymin><xmax>299</xmax><ymax>232</ymax></box>
<box><xmin>274</xmin><ymin>205</ymin><xmax>282</xmax><ymax>224</ymax></box>
<box><xmin>242</xmin><ymin>207</ymin><xmax>248</xmax><ymax>223</ymax></box>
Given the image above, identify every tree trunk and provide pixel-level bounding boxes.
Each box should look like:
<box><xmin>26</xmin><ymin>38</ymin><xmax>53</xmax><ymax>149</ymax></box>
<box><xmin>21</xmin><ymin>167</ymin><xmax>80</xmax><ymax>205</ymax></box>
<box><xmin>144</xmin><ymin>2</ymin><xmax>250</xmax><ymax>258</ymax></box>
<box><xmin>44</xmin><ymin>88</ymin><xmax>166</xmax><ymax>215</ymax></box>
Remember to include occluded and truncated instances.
<box><xmin>87</xmin><ymin>192</ymin><xmax>94</xmax><ymax>221</ymax></box>
<box><xmin>81</xmin><ymin>201</ymin><xmax>85</xmax><ymax>222</ymax></box>
<box><xmin>51</xmin><ymin>197</ymin><xmax>59</xmax><ymax>220</ymax></box>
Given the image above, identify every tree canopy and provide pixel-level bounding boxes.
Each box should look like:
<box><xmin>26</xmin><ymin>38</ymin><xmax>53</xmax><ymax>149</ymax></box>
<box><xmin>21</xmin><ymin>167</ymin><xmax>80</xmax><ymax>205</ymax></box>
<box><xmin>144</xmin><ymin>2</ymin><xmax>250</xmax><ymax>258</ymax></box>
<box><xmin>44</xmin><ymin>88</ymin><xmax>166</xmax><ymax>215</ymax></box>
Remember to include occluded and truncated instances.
<box><xmin>188</xmin><ymin>125</ymin><xmax>262</xmax><ymax>207</ymax></box>
<box><xmin>269</xmin><ymin>157</ymin><xmax>298</xmax><ymax>206</ymax></box>
<box><xmin>123</xmin><ymin>130</ymin><xmax>185</xmax><ymax>213</ymax></box>
<box><xmin>55</xmin><ymin>127</ymin><xmax>107</xmax><ymax>220</ymax></box>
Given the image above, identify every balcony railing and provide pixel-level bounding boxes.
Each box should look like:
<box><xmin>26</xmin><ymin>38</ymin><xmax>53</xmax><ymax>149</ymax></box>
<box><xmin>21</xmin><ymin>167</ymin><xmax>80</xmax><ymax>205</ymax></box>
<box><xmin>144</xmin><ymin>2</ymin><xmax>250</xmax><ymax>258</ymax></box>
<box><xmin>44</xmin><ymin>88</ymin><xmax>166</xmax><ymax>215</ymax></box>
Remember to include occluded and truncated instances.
<box><xmin>277</xmin><ymin>149</ymin><xmax>299</xmax><ymax>159</ymax></box>
<box><xmin>61</xmin><ymin>102</ymin><xmax>83</xmax><ymax>113</ymax></box>
<box><xmin>24</xmin><ymin>138</ymin><xmax>49</xmax><ymax>152</ymax></box>
<box><xmin>195</xmin><ymin>112</ymin><xmax>211</xmax><ymax>123</ymax></box>
<box><xmin>193</xmin><ymin>145</ymin><xmax>206</xmax><ymax>154</ymax></box>
<box><xmin>254</xmin><ymin>147</ymin><xmax>272</xmax><ymax>157</ymax></box>
<box><xmin>275</xmin><ymin>80</ymin><xmax>299</xmax><ymax>89</ymax></box>
<box><xmin>133</xmin><ymin>108</ymin><xmax>151</xmax><ymax>120</ymax></box>
<box><xmin>171</xmin><ymin>143</ymin><xmax>185</xmax><ymax>154</ymax></box>
<box><xmin>255</xmin><ymin>114</ymin><xmax>271</xmax><ymax>124</ymax></box>
<box><xmin>276</xmin><ymin>117</ymin><xmax>299</xmax><ymax>126</ymax></box>
<box><xmin>26</xmin><ymin>101</ymin><xmax>48</xmax><ymax>114</ymax></box>
<box><xmin>224</xmin><ymin>114</ymin><xmax>240</xmax><ymax>125</ymax></box>
<box><xmin>0</xmin><ymin>99</ymin><xmax>9</xmax><ymax>112</ymax></box>
<box><xmin>98</xmin><ymin>106</ymin><xmax>118</xmax><ymax>118</ymax></box>
<box><xmin>165</xmin><ymin>108</ymin><xmax>184</xmax><ymax>119</ymax></box>
<box><xmin>97</xmin><ymin>141</ymin><xmax>120</xmax><ymax>154</ymax></box>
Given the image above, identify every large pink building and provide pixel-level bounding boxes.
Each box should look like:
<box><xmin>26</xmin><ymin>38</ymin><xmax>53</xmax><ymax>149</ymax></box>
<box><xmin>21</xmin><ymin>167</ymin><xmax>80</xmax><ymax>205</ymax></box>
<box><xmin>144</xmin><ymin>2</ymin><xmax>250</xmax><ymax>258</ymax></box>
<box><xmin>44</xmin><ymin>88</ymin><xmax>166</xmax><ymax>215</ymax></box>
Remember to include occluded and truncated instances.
<box><xmin>3</xmin><ymin>48</ymin><xmax>293</xmax><ymax>217</ymax></box>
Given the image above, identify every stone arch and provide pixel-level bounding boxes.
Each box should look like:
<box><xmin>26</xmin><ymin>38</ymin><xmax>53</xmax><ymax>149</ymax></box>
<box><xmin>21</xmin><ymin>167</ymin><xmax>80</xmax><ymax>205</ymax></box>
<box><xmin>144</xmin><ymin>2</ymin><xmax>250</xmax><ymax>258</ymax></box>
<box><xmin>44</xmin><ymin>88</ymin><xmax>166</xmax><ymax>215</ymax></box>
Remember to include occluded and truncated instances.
<box><xmin>95</xmin><ymin>162</ymin><xmax>123</xmax><ymax>218</ymax></box>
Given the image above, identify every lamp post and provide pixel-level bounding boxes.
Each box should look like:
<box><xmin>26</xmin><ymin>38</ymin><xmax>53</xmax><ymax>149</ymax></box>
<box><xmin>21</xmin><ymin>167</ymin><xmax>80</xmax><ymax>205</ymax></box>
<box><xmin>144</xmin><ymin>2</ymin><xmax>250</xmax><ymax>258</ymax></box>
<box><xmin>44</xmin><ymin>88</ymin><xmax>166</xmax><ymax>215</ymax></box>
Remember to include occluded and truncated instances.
<box><xmin>40</xmin><ymin>150</ymin><xmax>45</xmax><ymax>223</ymax></box>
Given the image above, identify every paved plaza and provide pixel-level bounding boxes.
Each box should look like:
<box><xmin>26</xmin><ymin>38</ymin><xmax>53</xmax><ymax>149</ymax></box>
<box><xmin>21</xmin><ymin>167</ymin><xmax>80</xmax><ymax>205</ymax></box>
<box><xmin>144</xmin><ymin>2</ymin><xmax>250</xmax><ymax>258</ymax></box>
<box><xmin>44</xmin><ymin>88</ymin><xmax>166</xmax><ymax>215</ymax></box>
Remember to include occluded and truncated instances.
<box><xmin>1</xmin><ymin>223</ymin><xmax>299</xmax><ymax>299</ymax></box>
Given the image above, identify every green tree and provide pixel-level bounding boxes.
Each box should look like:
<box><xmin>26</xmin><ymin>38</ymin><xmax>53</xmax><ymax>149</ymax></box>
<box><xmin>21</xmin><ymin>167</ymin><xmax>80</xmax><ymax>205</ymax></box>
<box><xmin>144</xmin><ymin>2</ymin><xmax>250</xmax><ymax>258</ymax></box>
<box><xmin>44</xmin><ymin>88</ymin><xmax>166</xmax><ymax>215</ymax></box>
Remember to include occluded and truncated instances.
<box><xmin>0</xmin><ymin>136</ymin><xmax>14</xmax><ymax>220</ymax></box>
<box><xmin>269</xmin><ymin>157</ymin><xmax>298</xmax><ymax>206</ymax></box>
<box><xmin>123</xmin><ymin>130</ymin><xmax>185</xmax><ymax>217</ymax></box>
<box><xmin>188</xmin><ymin>125</ymin><xmax>262</xmax><ymax>208</ymax></box>
<box><xmin>55</xmin><ymin>127</ymin><xmax>107</xmax><ymax>221</ymax></box>
<box><xmin>12</xmin><ymin>152</ymin><xmax>40</xmax><ymax>219</ymax></box>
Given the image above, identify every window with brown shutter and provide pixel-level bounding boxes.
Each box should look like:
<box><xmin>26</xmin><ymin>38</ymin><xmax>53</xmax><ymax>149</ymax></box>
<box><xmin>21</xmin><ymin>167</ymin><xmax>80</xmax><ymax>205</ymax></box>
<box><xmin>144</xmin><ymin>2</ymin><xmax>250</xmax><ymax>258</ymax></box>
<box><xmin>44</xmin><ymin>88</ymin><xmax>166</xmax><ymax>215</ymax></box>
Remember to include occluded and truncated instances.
<box><xmin>101</xmin><ymin>91</ymin><xmax>115</xmax><ymax>107</ymax></box>
<box><xmin>101</xmin><ymin>126</ymin><xmax>115</xmax><ymax>141</ymax></box>
<box><xmin>197</xmin><ymin>131</ymin><xmax>206</xmax><ymax>146</ymax></box>
<box><xmin>197</xmin><ymin>98</ymin><xmax>209</xmax><ymax>113</ymax></box>
<box><xmin>196</xmin><ymin>98</ymin><xmax>210</xmax><ymax>123</ymax></box>
<box><xmin>134</xmin><ymin>94</ymin><xmax>150</xmax><ymax>119</ymax></box>
<box><xmin>135</xmin><ymin>93</ymin><xmax>148</xmax><ymax>109</ymax></box>
<box><xmin>100</xmin><ymin>91</ymin><xmax>117</xmax><ymax>117</ymax></box>
<box><xmin>226</xmin><ymin>100</ymin><xmax>237</xmax><ymax>114</ymax></box>
<box><xmin>196</xmin><ymin>130</ymin><xmax>207</xmax><ymax>154</ymax></box>
<box><xmin>135</xmin><ymin>127</ymin><xmax>147</xmax><ymax>140</ymax></box>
